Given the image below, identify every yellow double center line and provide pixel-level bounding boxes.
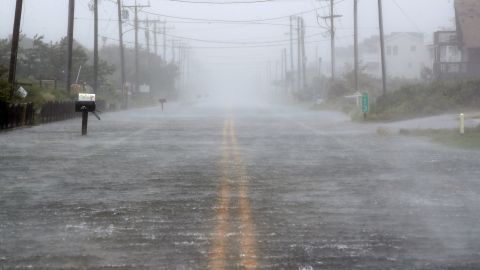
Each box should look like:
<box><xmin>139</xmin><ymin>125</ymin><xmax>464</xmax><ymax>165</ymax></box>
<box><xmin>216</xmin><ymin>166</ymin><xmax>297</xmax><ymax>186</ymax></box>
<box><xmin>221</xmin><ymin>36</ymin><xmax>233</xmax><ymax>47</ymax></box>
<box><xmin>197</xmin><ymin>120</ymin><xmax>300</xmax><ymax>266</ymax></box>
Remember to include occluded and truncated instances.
<box><xmin>209</xmin><ymin>116</ymin><xmax>258</xmax><ymax>270</ymax></box>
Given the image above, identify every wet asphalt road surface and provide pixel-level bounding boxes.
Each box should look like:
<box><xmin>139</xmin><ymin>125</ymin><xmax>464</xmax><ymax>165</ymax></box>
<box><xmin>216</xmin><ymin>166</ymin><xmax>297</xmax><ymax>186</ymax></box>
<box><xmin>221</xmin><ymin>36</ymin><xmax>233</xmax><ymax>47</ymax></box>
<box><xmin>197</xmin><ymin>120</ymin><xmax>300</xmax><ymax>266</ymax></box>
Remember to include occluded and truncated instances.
<box><xmin>1</xmin><ymin>104</ymin><xmax>480</xmax><ymax>269</ymax></box>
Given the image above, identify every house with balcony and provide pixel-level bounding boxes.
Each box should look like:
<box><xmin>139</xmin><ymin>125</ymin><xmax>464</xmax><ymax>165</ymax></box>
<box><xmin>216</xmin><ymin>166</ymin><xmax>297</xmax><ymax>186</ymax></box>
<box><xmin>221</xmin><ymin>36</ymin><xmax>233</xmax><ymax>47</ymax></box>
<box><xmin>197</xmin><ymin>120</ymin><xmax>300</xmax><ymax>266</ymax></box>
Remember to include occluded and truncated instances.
<box><xmin>433</xmin><ymin>0</ymin><xmax>480</xmax><ymax>79</ymax></box>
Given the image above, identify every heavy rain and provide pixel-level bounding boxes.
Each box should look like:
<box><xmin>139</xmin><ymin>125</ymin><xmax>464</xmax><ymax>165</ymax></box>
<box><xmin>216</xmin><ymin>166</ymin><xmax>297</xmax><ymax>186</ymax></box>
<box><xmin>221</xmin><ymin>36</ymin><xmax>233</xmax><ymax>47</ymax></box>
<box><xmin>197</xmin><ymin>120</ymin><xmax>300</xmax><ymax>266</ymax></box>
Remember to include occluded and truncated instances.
<box><xmin>1</xmin><ymin>0</ymin><xmax>480</xmax><ymax>269</ymax></box>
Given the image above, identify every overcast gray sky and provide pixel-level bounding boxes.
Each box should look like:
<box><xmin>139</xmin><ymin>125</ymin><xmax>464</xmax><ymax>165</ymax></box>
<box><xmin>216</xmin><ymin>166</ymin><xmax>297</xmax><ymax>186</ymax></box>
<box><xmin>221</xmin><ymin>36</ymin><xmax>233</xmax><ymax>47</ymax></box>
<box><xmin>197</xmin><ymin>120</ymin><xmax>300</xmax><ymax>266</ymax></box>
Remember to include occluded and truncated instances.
<box><xmin>1</xmin><ymin>0</ymin><xmax>455</xmax><ymax>95</ymax></box>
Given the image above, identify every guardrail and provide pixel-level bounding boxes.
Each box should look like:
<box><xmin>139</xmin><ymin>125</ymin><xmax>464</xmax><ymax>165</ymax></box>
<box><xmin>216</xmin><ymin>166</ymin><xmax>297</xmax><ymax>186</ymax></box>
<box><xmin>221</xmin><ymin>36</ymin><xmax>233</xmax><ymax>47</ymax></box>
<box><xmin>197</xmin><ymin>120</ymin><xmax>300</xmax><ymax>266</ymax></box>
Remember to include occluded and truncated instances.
<box><xmin>0</xmin><ymin>102</ymin><xmax>35</xmax><ymax>131</ymax></box>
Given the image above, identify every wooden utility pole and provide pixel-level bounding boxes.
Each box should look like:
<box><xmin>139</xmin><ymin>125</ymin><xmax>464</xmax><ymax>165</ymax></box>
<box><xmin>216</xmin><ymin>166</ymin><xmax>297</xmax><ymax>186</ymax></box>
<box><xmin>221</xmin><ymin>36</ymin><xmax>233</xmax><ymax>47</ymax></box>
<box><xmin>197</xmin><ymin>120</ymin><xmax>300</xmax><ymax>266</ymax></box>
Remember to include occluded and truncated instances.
<box><xmin>93</xmin><ymin>0</ymin><xmax>99</xmax><ymax>94</ymax></box>
<box><xmin>116</xmin><ymin>0</ymin><xmax>127</xmax><ymax>108</ymax></box>
<box><xmin>289</xmin><ymin>16</ymin><xmax>294</xmax><ymax>93</ymax></box>
<box><xmin>283</xmin><ymin>48</ymin><xmax>288</xmax><ymax>93</ymax></box>
<box><xmin>145</xmin><ymin>18</ymin><xmax>151</xmax><ymax>54</ymax></box>
<box><xmin>163</xmin><ymin>23</ymin><xmax>167</xmax><ymax>60</ymax></box>
<box><xmin>8</xmin><ymin>0</ymin><xmax>23</xmax><ymax>97</ymax></box>
<box><xmin>297</xmin><ymin>17</ymin><xmax>301</xmax><ymax>92</ymax></box>
<box><xmin>378</xmin><ymin>0</ymin><xmax>387</xmax><ymax>95</ymax></box>
<box><xmin>172</xmin><ymin>40</ymin><xmax>176</xmax><ymax>62</ymax></box>
<box><xmin>301</xmin><ymin>18</ymin><xmax>307</xmax><ymax>89</ymax></box>
<box><xmin>330</xmin><ymin>0</ymin><xmax>335</xmax><ymax>80</ymax></box>
<box><xmin>123</xmin><ymin>1</ymin><xmax>149</xmax><ymax>95</ymax></box>
<box><xmin>66</xmin><ymin>0</ymin><xmax>75</xmax><ymax>93</ymax></box>
<box><xmin>321</xmin><ymin>0</ymin><xmax>342</xmax><ymax>81</ymax></box>
<box><xmin>153</xmin><ymin>19</ymin><xmax>158</xmax><ymax>55</ymax></box>
<box><xmin>354</xmin><ymin>0</ymin><xmax>359</xmax><ymax>93</ymax></box>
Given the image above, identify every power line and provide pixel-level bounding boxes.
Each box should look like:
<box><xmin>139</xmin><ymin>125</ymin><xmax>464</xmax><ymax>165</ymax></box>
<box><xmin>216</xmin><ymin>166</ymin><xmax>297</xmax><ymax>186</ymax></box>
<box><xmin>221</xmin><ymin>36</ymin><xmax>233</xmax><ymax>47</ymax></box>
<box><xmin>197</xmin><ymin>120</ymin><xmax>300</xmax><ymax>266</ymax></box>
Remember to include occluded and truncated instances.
<box><xmin>103</xmin><ymin>34</ymin><xmax>353</xmax><ymax>49</ymax></box>
<box><xmin>165</xmin><ymin>0</ymin><xmax>275</xmax><ymax>3</ymax></box>
<box><xmin>140</xmin><ymin>8</ymin><xmax>321</xmax><ymax>23</ymax></box>
<box><xmin>126</xmin><ymin>21</ymin><xmax>327</xmax><ymax>45</ymax></box>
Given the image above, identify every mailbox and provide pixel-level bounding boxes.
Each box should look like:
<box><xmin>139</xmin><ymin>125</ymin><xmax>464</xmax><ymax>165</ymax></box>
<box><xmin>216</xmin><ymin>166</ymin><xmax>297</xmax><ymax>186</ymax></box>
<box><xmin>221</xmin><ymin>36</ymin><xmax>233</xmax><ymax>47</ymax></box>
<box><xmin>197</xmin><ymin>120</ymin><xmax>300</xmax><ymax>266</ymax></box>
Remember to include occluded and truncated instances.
<box><xmin>75</xmin><ymin>93</ymin><xmax>99</xmax><ymax>136</ymax></box>
<box><xmin>75</xmin><ymin>100</ymin><xmax>96</xmax><ymax>112</ymax></box>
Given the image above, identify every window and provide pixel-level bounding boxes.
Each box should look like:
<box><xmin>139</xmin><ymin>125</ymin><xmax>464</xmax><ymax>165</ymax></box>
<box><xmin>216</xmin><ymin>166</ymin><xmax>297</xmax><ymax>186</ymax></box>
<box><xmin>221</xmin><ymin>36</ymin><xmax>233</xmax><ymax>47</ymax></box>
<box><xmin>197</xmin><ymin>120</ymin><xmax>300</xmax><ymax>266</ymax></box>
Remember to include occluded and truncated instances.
<box><xmin>411</xmin><ymin>45</ymin><xmax>417</xmax><ymax>52</ymax></box>
<box><xmin>387</xmin><ymin>46</ymin><xmax>392</xmax><ymax>55</ymax></box>
<box><xmin>393</xmin><ymin>46</ymin><xmax>399</xmax><ymax>55</ymax></box>
<box><xmin>408</xmin><ymin>62</ymin><xmax>413</xmax><ymax>68</ymax></box>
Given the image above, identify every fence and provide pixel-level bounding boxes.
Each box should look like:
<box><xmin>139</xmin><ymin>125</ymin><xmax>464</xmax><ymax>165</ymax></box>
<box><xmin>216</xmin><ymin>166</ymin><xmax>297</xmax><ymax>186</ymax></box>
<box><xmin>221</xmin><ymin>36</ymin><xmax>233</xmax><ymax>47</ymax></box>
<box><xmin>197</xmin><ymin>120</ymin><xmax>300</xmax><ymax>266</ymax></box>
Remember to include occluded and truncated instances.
<box><xmin>0</xmin><ymin>102</ymin><xmax>35</xmax><ymax>131</ymax></box>
<box><xmin>1</xmin><ymin>100</ymin><xmax>116</xmax><ymax>131</ymax></box>
<box><xmin>40</xmin><ymin>101</ymin><xmax>78</xmax><ymax>123</ymax></box>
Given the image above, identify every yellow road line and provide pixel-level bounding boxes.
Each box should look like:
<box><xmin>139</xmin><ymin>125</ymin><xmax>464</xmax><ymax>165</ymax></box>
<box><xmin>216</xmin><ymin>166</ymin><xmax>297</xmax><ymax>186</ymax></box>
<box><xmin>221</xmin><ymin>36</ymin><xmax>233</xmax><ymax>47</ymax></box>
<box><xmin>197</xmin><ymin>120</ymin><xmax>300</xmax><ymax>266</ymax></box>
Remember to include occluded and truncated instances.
<box><xmin>230</xmin><ymin>120</ymin><xmax>258</xmax><ymax>270</ymax></box>
<box><xmin>209</xmin><ymin>119</ymin><xmax>231</xmax><ymax>270</ymax></box>
<box><xmin>209</xmin><ymin>116</ymin><xmax>257</xmax><ymax>270</ymax></box>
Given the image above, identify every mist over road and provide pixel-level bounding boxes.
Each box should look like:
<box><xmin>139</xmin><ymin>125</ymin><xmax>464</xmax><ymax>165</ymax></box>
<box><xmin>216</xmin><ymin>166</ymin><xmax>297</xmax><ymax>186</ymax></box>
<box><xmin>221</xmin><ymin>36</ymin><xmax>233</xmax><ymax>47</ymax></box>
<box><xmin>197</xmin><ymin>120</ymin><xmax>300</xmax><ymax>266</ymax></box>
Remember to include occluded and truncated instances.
<box><xmin>1</xmin><ymin>104</ymin><xmax>480</xmax><ymax>269</ymax></box>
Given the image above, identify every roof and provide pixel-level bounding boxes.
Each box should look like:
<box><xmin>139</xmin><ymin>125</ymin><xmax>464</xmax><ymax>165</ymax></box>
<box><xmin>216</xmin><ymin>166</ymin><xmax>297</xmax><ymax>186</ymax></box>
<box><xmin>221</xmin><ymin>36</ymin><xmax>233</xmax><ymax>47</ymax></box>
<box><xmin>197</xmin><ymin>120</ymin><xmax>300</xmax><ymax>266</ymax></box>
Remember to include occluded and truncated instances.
<box><xmin>455</xmin><ymin>0</ymin><xmax>480</xmax><ymax>48</ymax></box>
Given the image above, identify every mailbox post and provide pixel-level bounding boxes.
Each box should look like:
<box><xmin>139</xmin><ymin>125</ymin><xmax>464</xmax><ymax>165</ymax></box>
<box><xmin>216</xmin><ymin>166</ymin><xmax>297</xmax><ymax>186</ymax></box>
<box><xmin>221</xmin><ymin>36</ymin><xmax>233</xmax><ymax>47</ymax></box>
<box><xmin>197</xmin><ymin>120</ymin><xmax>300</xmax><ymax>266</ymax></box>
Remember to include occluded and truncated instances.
<box><xmin>159</xmin><ymin>98</ymin><xmax>167</xmax><ymax>112</ymax></box>
<box><xmin>75</xmin><ymin>93</ymin><xmax>97</xmax><ymax>136</ymax></box>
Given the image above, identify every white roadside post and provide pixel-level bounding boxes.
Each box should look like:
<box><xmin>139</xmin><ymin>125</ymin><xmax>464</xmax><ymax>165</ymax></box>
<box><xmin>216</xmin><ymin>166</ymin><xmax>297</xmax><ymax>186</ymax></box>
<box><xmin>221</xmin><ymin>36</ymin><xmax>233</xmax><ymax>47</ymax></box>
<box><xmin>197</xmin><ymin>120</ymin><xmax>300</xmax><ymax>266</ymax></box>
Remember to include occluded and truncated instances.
<box><xmin>460</xmin><ymin>113</ymin><xmax>465</xmax><ymax>134</ymax></box>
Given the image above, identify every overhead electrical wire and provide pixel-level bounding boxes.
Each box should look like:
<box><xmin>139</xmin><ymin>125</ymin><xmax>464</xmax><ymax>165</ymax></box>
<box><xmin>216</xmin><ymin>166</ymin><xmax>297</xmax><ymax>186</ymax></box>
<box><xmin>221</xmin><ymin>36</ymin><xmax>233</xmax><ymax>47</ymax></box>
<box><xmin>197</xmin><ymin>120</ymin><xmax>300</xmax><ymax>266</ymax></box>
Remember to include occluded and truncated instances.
<box><xmin>124</xmin><ymin>21</ymin><xmax>327</xmax><ymax>45</ymax></box>
<box><xmin>102</xmin><ymin>34</ymin><xmax>354</xmax><ymax>49</ymax></box>
<box><xmin>165</xmin><ymin>0</ymin><xmax>275</xmax><ymax>4</ymax></box>
<box><xmin>140</xmin><ymin>8</ymin><xmax>321</xmax><ymax>23</ymax></box>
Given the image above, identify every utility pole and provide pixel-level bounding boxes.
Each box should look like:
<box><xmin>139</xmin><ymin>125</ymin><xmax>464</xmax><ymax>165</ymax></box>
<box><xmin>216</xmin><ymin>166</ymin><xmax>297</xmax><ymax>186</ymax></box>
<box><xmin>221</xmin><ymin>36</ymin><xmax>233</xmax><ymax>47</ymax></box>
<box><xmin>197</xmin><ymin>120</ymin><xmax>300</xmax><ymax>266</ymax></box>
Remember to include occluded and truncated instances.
<box><xmin>116</xmin><ymin>0</ymin><xmax>127</xmax><ymax>108</ymax></box>
<box><xmin>153</xmin><ymin>19</ymin><xmax>158</xmax><ymax>55</ymax></box>
<box><xmin>8</xmin><ymin>0</ymin><xmax>23</xmax><ymax>97</ymax></box>
<box><xmin>172</xmin><ymin>40</ymin><xmax>176</xmax><ymax>63</ymax></box>
<box><xmin>297</xmin><ymin>17</ymin><xmax>301</xmax><ymax>93</ymax></box>
<box><xmin>301</xmin><ymin>18</ymin><xmax>307</xmax><ymax>89</ymax></box>
<box><xmin>163</xmin><ymin>23</ymin><xmax>167</xmax><ymax>60</ymax></box>
<box><xmin>66</xmin><ymin>0</ymin><xmax>75</xmax><ymax>93</ymax></box>
<box><xmin>145</xmin><ymin>17</ymin><xmax>150</xmax><ymax>54</ymax></box>
<box><xmin>354</xmin><ymin>0</ymin><xmax>359</xmax><ymax>93</ymax></box>
<box><xmin>283</xmin><ymin>48</ymin><xmax>288</xmax><ymax>93</ymax></box>
<box><xmin>289</xmin><ymin>16</ymin><xmax>294</xmax><ymax>94</ymax></box>
<box><xmin>93</xmin><ymin>0</ymin><xmax>98</xmax><ymax>94</ymax></box>
<box><xmin>378</xmin><ymin>0</ymin><xmax>387</xmax><ymax>95</ymax></box>
<box><xmin>123</xmin><ymin>1</ymin><xmax>149</xmax><ymax>95</ymax></box>
<box><xmin>321</xmin><ymin>0</ymin><xmax>342</xmax><ymax>81</ymax></box>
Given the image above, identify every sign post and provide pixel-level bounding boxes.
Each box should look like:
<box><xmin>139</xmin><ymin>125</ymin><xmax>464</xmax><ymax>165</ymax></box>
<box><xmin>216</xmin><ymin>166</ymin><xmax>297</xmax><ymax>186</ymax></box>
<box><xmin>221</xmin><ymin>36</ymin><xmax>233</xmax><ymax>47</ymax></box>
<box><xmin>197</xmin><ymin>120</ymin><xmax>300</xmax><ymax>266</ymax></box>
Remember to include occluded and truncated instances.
<box><xmin>362</xmin><ymin>92</ymin><xmax>369</xmax><ymax>120</ymax></box>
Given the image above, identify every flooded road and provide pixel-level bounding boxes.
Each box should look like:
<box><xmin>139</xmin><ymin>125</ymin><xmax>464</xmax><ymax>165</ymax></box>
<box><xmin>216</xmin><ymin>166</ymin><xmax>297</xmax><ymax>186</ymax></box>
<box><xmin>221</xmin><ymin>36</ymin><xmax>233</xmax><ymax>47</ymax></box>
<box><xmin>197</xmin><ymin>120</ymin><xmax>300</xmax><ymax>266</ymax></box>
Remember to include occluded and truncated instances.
<box><xmin>1</xmin><ymin>104</ymin><xmax>480</xmax><ymax>269</ymax></box>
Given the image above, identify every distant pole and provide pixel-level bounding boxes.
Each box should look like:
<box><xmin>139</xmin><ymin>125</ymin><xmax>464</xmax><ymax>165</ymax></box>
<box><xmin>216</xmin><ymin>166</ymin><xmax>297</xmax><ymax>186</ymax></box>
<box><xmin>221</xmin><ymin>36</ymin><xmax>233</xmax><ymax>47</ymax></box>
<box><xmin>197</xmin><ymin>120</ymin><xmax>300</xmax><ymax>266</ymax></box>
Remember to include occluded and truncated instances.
<box><xmin>145</xmin><ymin>17</ymin><xmax>150</xmax><ymax>54</ymax></box>
<box><xmin>134</xmin><ymin>2</ymin><xmax>139</xmax><ymax>94</ymax></box>
<box><xmin>93</xmin><ymin>0</ymin><xmax>98</xmax><ymax>94</ymax></box>
<box><xmin>172</xmin><ymin>40</ymin><xmax>175</xmax><ymax>62</ymax></box>
<box><xmin>378</xmin><ymin>0</ymin><xmax>387</xmax><ymax>95</ymax></box>
<box><xmin>297</xmin><ymin>17</ymin><xmax>301</xmax><ymax>92</ymax></box>
<box><xmin>66</xmin><ymin>0</ymin><xmax>75</xmax><ymax>94</ymax></box>
<box><xmin>153</xmin><ymin>20</ymin><xmax>158</xmax><ymax>55</ymax></box>
<box><xmin>330</xmin><ymin>0</ymin><xmax>335</xmax><ymax>81</ymax></box>
<box><xmin>163</xmin><ymin>22</ymin><xmax>167</xmax><ymax>61</ymax></box>
<box><xmin>8</xmin><ymin>0</ymin><xmax>23</xmax><ymax>98</ymax></box>
<box><xmin>354</xmin><ymin>0</ymin><xmax>359</xmax><ymax>93</ymax></box>
<box><xmin>283</xmin><ymin>48</ymin><xmax>288</xmax><ymax>92</ymax></box>
<box><xmin>301</xmin><ymin>18</ymin><xmax>307</xmax><ymax>89</ymax></box>
<box><xmin>116</xmin><ymin>0</ymin><xmax>127</xmax><ymax>108</ymax></box>
<box><xmin>289</xmin><ymin>16</ymin><xmax>294</xmax><ymax>93</ymax></box>
<box><xmin>123</xmin><ymin>1</ymin><xmax>149</xmax><ymax>95</ymax></box>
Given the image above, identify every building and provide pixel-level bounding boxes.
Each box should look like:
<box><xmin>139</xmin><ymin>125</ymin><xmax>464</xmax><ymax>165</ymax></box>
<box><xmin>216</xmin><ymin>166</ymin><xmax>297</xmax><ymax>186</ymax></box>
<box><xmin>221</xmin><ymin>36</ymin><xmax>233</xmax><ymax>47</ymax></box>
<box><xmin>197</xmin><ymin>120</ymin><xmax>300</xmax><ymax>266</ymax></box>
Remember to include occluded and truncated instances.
<box><xmin>455</xmin><ymin>0</ymin><xmax>480</xmax><ymax>78</ymax></box>
<box><xmin>362</xmin><ymin>32</ymin><xmax>430</xmax><ymax>80</ymax></box>
<box><xmin>432</xmin><ymin>0</ymin><xmax>480</xmax><ymax>80</ymax></box>
<box><xmin>431</xmin><ymin>31</ymin><xmax>463</xmax><ymax>80</ymax></box>
<box><xmin>335</xmin><ymin>32</ymin><xmax>430</xmax><ymax>80</ymax></box>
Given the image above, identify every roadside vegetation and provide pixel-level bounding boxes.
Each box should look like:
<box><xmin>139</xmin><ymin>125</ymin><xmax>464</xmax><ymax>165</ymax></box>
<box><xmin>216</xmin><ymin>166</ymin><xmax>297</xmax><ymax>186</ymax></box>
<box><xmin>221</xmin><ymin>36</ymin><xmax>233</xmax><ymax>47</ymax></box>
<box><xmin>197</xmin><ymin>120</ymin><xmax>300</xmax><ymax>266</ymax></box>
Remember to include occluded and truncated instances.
<box><xmin>399</xmin><ymin>126</ymin><xmax>480</xmax><ymax>149</ymax></box>
<box><xmin>368</xmin><ymin>80</ymin><xmax>480</xmax><ymax>121</ymax></box>
<box><xmin>0</xmin><ymin>35</ymin><xmax>178</xmax><ymax>108</ymax></box>
<box><xmin>314</xmin><ymin>66</ymin><xmax>480</xmax><ymax>123</ymax></box>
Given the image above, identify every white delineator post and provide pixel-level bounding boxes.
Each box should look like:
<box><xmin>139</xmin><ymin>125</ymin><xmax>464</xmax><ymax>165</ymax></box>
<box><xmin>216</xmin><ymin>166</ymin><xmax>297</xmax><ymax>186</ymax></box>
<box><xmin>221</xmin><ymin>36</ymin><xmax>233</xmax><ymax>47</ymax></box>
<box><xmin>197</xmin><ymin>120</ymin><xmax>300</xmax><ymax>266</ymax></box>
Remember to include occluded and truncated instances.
<box><xmin>460</xmin><ymin>113</ymin><xmax>465</xmax><ymax>134</ymax></box>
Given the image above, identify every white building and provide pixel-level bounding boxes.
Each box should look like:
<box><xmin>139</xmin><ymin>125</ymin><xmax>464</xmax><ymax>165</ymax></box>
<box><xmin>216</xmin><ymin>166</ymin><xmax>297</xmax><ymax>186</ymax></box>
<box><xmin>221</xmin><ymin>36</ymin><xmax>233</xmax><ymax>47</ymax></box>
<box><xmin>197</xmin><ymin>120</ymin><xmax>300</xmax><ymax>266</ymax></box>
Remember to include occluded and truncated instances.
<box><xmin>358</xmin><ymin>32</ymin><xmax>431</xmax><ymax>79</ymax></box>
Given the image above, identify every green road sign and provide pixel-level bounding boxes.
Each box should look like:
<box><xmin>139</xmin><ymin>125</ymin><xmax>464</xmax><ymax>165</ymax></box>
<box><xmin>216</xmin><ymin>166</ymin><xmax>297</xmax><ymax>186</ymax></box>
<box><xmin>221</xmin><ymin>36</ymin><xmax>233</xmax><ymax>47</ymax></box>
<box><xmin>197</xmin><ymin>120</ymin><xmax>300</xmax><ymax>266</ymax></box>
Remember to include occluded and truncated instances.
<box><xmin>362</xmin><ymin>93</ymin><xmax>369</xmax><ymax>113</ymax></box>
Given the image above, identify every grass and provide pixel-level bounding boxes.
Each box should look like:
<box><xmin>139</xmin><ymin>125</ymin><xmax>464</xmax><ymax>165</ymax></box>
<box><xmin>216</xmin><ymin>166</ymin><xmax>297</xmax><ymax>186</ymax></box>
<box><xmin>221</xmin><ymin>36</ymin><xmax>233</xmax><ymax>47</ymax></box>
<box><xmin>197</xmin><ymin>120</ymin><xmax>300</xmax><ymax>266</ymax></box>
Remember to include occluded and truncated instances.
<box><xmin>401</xmin><ymin>127</ymin><xmax>480</xmax><ymax>149</ymax></box>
